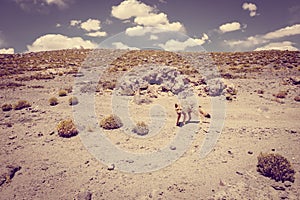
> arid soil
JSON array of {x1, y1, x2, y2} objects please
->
[{"x1": 0, "y1": 49, "x2": 299, "y2": 199}]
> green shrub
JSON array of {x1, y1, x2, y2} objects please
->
[
  {"x1": 257, "y1": 153, "x2": 295, "y2": 182},
  {"x1": 14, "y1": 100, "x2": 31, "y2": 110},
  {"x1": 69, "y1": 97, "x2": 78, "y2": 106},
  {"x1": 132, "y1": 121, "x2": 149, "y2": 136},
  {"x1": 58, "y1": 89, "x2": 67, "y2": 97},
  {"x1": 2, "y1": 103, "x2": 12, "y2": 112},
  {"x1": 49, "y1": 97, "x2": 58, "y2": 106},
  {"x1": 57, "y1": 119, "x2": 78, "y2": 138},
  {"x1": 100, "y1": 114, "x2": 123, "y2": 130}
]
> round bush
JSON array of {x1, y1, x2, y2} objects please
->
[
  {"x1": 100, "y1": 115, "x2": 123, "y2": 130},
  {"x1": 2, "y1": 103, "x2": 12, "y2": 112},
  {"x1": 58, "y1": 89, "x2": 67, "y2": 97},
  {"x1": 132, "y1": 121, "x2": 149, "y2": 136},
  {"x1": 257, "y1": 153, "x2": 295, "y2": 182},
  {"x1": 49, "y1": 97, "x2": 58, "y2": 106},
  {"x1": 69, "y1": 97, "x2": 78, "y2": 106},
  {"x1": 57, "y1": 119, "x2": 78, "y2": 138},
  {"x1": 14, "y1": 100, "x2": 31, "y2": 110}
]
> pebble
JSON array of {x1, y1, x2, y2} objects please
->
[
  {"x1": 76, "y1": 190, "x2": 92, "y2": 200},
  {"x1": 107, "y1": 164, "x2": 115, "y2": 171},
  {"x1": 271, "y1": 184, "x2": 285, "y2": 191},
  {"x1": 8, "y1": 135, "x2": 17, "y2": 140},
  {"x1": 170, "y1": 146, "x2": 176, "y2": 150},
  {"x1": 284, "y1": 181, "x2": 292, "y2": 187},
  {"x1": 248, "y1": 151, "x2": 253, "y2": 155}
]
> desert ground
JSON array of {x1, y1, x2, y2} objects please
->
[{"x1": 0, "y1": 49, "x2": 299, "y2": 199}]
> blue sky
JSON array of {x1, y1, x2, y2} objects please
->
[{"x1": 0, "y1": 0, "x2": 299, "y2": 53}]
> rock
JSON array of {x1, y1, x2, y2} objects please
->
[
  {"x1": 271, "y1": 184, "x2": 285, "y2": 191},
  {"x1": 76, "y1": 190, "x2": 92, "y2": 200},
  {"x1": 290, "y1": 129, "x2": 297, "y2": 134},
  {"x1": 290, "y1": 76, "x2": 300, "y2": 85},
  {"x1": 107, "y1": 164, "x2": 115, "y2": 171},
  {"x1": 284, "y1": 181, "x2": 292, "y2": 187},
  {"x1": 8, "y1": 135, "x2": 17, "y2": 140},
  {"x1": 170, "y1": 146, "x2": 176, "y2": 150},
  {"x1": 0, "y1": 165, "x2": 21, "y2": 186},
  {"x1": 236, "y1": 171, "x2": 243, "y2": 175},
  {"x1": 294, "y1": 96, "x2": 300, "y2": 102},
  {"x1": 248, "y1": 151, "x2": 253, "y2": 155}
]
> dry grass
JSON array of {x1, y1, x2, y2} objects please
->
[
  {"x1": 132, "y1": 121, "x2": 149, "y2": 136},
  {"x1": 57, "y1": 119, "x2": 78, "y2": 138},
  {"x1": 99, "y1": 115, "x2": 123, "y2": 130},
  {"x1": 49, "y1": 97, "x2": 58, "y2": 106},
  {"x1": 1, "y1": 103, "x2": 12, "y2": 112},
  {"x1": 13, "y1": 100, "x2": 31, "y2": 110},
  {"x1": 58, "y1": 89, "x2": 67, "y2": 97}
]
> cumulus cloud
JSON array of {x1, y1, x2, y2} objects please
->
[
  {"x1": 0, "y1": 48, "x2": 15, "y2": 54},
  {"x1": 27, "y1": 34, "x2": 97, "y2": 52},
  {"x1": 158, "y1": 33, "x2": 209, "y2": 51},
  {"x1": 224, "y1": 24, "x2": 300, "y2": 50},
  {"x1": 80, "y1": 19, "x2": 101, "y2": 32},
  {"x1": 86, "y1": 31, "x2": 107, "y2": 37},
  {"x1": 112, "y1": 42, "x2": 140, "y2": 50},
  {"x1": 111, "y1": 0, "x2": 153, "y2": 20},
  {"x1": 112, "y1": 0, "x2": 185, "y2": 36},
  {"x1": 219, "y1": 22, "x2": 241, "y2": 33},
  {"x1": 56, "y1": 23, "x2": 61, "y2": 27},
  {"x1": 254, "y1": 41, "x2": 298, "y2": 51},
  {"x1": 45, "y1": 0, "x2": 70, "y2": 9},
  {"x1": 242, "y1": 2, "x2": 258, "y2": 17},
  {"x1": 70, "y1": 20, "x2": 81, "y2": 27}
]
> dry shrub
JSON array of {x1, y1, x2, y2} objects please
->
[
  {"x1": 58, "y1": 89, "x2": 67, "y2": 97},
  {"x1": 274, "y1": 91, "x2": 287, "y2": 98},
  {"x1": 49, "y1": 97, "x2": 58, "y2": 106},
  {"x1": 57, "y1": 119, "x2": 78, "y2": 138},
  {"x1": 2, "y1": 103, "x2": 12, "y2": 111},
  {"x1": 257, "y1": 153, "x2": 295, "y2": 182},
  {"x1": 14, "y1": 100, "x2": 31, "y2": 110},
  {"x1": 132, "y1": 121, "x2": 149, "y2": 136},
  {"x1": 100, "y1": 115, "x2": 123, "y2": 130},
  {"x1": 69, "y1": 97, "x2": 78, "y2": 105}
]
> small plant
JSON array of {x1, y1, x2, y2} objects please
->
[
  {"x1": 132, "y1": 121, "x2": 149, "y2": 136},
  {"x1": 257, "y1": 152, "x2": 295, "y2": 182},
  {"x1": 49, "y1": 97, "x2": 58, "y2": 106},
  {"x1": 2, "y1": 103, "x2": 12, "y2": 112},
  {"x1": 13, "y1": 100, "x2": 31, "y2": 110},
  {"x1": 100, "y1": 114, "x2": 123, "y2": 130},
  {"x1": 58, "y1": 89, "x2": 67, "y2": 97},
  {"x1": 69, "y1": 97, "x2": 78, "y2": 106},
  {"x1": 57, "y1": 119, "x2": 78, "y2": 138}
]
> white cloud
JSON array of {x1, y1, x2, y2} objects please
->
[
  {"x1": 70, "y1": 20, "x2": 81, "y2": 27},
  {"x1": 112, "y1": 42, "x2": 139, "y2": 50},
  {"x1": 45, "y1": 0, "x2": 70, "y2": 9},
  {"x1": 242, "y1": 2, "x2": 258, "y2": 17},
  {"x1": 56, "y1": 23, "x2": 61, "y2": 27},
  {"x1": 219, "y1": 22, "x2": 241, "y2": 33},
  {"x1": 112, "y1": 0, "x2": 185, "y2": 36},
  {"x1": 0, "y1": 48, "x2": 15, "y2": 54},
  {"x1": 149, "y1": 35, "x2": 158, "y2": 40},
  {"x1": 111, "y1": 0, "x2": 153, "y2": 20},
  {"x1": 80, "y1": 19, "x2": 101, "y2": 32},
  {"x1": 15, "y1": 0, "x2": 71, "y2": 11},
  {"x1": 104, "y1": 19, "x2": 113, "y2": 25},
  {"x1": 27, "y1": 34, "x2": 97, "y2": 52},
  {"x1": 263, "y1": 24, "x2": 300, "y2": 40},
  {"x1": 224, "y1": 24, "x2": 300, "y2": 50},
  {"x1": 158, "y1": 33, "x2": 209, "y2": 51},
  {"x1": 254, "y1": 41, "x2": 298, "y2": 51},
  {"x1": 134, "y1": 13, "x2": 168, "y2": 26},
  {"x1": 86, "y1": 31, "x2": 107, "y2": 37}
]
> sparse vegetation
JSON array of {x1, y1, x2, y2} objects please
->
[
  {"x1": 57, "y1": 119, "x2": 78, "y2": 138},
  {"x1": 49, "y1": 97, "x2": 58, "y2": 106},
  {"x1": 58, "y1": 89, "x2": 67, "y2": 97},
  {"x1": 13, "y1": 100, "x2": 31, "y2": 110},
  {"x1": 100, "y1": 114, "x2": 123, "y2": 130},
  {"x1": 69, "y1": 96, "x2": 78, "y2": 106},
  {"x1": 274, "y1": 91, "x2": 287, "y2": 98},
  {"x1": 132, "y1": 121, "x2": 149, "y2": 136},
  {"x1": 257, "y1": 152, "x2": 295, "y2": 182},
  {"x1": 2, "y1": 103, "x2": 12, "y2": 111}
]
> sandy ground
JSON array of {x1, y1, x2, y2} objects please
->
[{"x1": 0, "y1": 49, "x2": 299, "y2": 199}]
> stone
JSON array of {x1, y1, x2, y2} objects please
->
[
  {"x1": 107, "y1": 164, "x2": 115, "y2": 171},
  {"x1": 76, "y1": 191, "x2": 92, "y2": 200}
]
